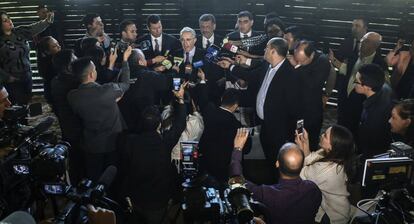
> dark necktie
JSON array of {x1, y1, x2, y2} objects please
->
[
  {"x1": 206, "y1": 40, "x2": 211, "y2": 49},
  {"x1": 185, "y1": 52, "x2": 190, "y2": 64},
  {"x1": 154, "y1": 39, "x2": 160, "y2": 55},
  {"x1": 243, "y1": 34, "x2": 248, "y2": 39}
]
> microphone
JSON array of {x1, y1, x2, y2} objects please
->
[
  {"x1": 174, "y1": 57, "x2": 184, "y2": 66},
  {"x1": 223, "y1": 42, "x2": 240, "y2": 54},
  {"x1": 97, "y1": 165, "x2": 117, "y2": 188},
  {"x1": 90, "y1": 165, "x2": 117, "y2": 200},
  {"x1": 1, "y1": 211, "x2": 36, "y2": 224},
  {"x1": 30, "y1": 116, "x2": 55, "y2": 136}
]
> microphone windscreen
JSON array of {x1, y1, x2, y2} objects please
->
[
  {"x1": 97, "y1": 165, "x2": 117, "y2": 188},
  {"x1": 223, "y1": 43, "x2": 238, "y2": 53},
  {"x1": 1, "y1": 211, "x2": 36, "y2": 224}
]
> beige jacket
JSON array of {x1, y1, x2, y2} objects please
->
[{"x1": 300, "y1": 149, "x2": 352, "y2": 224}]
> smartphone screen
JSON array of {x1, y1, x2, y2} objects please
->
[
  {"x1": 173, "y1": 78, "x2": 181, "y2": 91},
  {"x1": 296, "y1": 119, "x2": 304, "y2": 134}
]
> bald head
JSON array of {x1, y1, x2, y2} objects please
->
[
  {"x1": 277, "y1": 143, "x2": 304, "y2": 177},
  {"x1": 360, "y1": 32, "x2": 382, "y2": 57}
]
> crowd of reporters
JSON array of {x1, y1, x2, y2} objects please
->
[{"x1": 0, "y1": 5, "x2": 414, "y2": 224}]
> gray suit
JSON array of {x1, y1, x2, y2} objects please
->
[{"x1": 68, "y1": 61, "x2": 130, "y2": 154}]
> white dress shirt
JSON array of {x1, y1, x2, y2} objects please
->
[
  {"x1": 240, "y1": 30, "x2": 252, "y2": 39},
  {"x1": 256, "y1": 59, "x2": 285, "y2": 120},
  {"x1": 202, "y1": 35, "x2": 215, "y2": 49},
  {"x1": 184, "y1": 47, "x2": 196, "y2": 64},
  {"x1": 151, "y1": 34, "x2": 163, "y2": 52}
]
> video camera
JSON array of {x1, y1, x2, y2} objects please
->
[
  {"x1": 0, "y1": 115, "x2": 70, "y2": 219},
  {"x1": 179, "y1": 141, "x2": 267, "y2": 223},
  {"x1": 54, "y1": 166, "x2": 119, "y2": 224}
]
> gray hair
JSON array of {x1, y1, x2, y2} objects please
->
[
  {"x1": 199, "y1": 14, "x2": 216, "y2": 24},
  {"x1": 180, "y1": 27, "x2": 196, "y2": 39}
]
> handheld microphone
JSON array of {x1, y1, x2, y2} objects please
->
[
  {"x1": 174, "y1": 57, "x2": 184, "y2": 66},
  {"x1": 223, "y1": 43, "x2": 239, "y2": 54},
  {"x1": 193, "y1": 60, "x2": 204, "y2": 69}
]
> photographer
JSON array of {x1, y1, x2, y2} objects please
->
[
  {"x1": 230, "y1": 128, "x2": 322, "y2": 224},
  {"x1": 119, "y1": 82, "x2": 187, "y2": 224},
  {"x1": 67, "y1": 46, "x2": 132, "y2": 182}
]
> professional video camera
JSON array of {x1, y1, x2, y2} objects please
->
[
  {"x1": 0, "y1": 103, "x2": 43, "y2": 147},
  {"x1": 179, "y1": 141, "x2": 267, "y2": 223},
  {"x1": 0, "y1": 116, "x2": 69, "y2": 219},
  {"x1": 353, "y1": 156, "x2": 414, "y2": 223},
  {"x1": 54, "y1": 166, "x2": 120, "y2": 224}
]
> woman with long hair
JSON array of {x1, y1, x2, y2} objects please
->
[
  {"x1": 295, "y1": 125, "x2": 357, "y2": 224},
  {"x1": 0, "y1": 10, "x2": 53, "y2": 105},
  {"x1": 389, "y1": 99, "x2": 414, "y2": 147}
]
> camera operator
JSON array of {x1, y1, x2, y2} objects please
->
[
  {"x1": 230, "y1": 128, "x2": 322, "y2": 224},
  {"x1": 119, "y1": 82, "x2": 187, "y2": 224}
]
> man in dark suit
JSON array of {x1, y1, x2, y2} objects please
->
[
  {"x1": 335, "y1": 32, "x2": 387, "y2": 137},
  {"x1": 354, "y1": 64, "x2": 393, "y2": 159},
  {"x1": 224, "y1": 11, "x2": 266, "y2": 56},
  {"x1": 329, "y1": 18, "x2": 368, "y2": 66},
  {"x1": 173, "y1": 27, "x2": 225, "y2": 105},
  {"x1": 136, "y1": 14, "x2": 181, "y2": 66},
  {"x1": 218, "y1": 37, "x2": 301, "y2": 176},
  {"x1": 197, "y1": 72, "x2": 242, "y2": 185},
  {"x1": 119, "y1": 84, "x2": 187, "y2": 224},
  {"x1": 292, "y1": 40, "x2": 331, "y2": 150},
  {"x1": 196, "y1": 14, "x2": 222, "y2": 50},
  {"x1": 67, "y1": 47, "x2": 131, "y2": 181}
]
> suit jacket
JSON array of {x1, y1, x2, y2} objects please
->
[
  {"x1": 337, "y1": 52, "x2": 387, "y2": 135},
  {"x1": 173, "y1": 48, "x2": 225, "y2": 104},
  {"x1": 197, "y1": 83, "x2": 242, "y2": 183},
  {"x1": 295, "y1": 52, "x2": 331, "y2": 125},
  {"x1": 336, "y1": 36, "x2": 358, "y2": 62},
  {"x1": 225, "y1": 30, "x2": 266, "y2": 56},
  {"x1": 119, "y1": 103, "x2": 186, "y2": 210},
  {"x1": 358, "y1": 84, "x2": 393, "y2": 158},
  {"x1": 137, "y1": 33, "x2": 181, "y2": 60},
  {"x1": 67, "y1": 62, "x2": 130, "y2": 153},
  {"x1": 195, "y1": 33, "x2": 223, "y2": 50},
  {"x1": 231, "y1": 60, "x2": 301, "y2": 159}
]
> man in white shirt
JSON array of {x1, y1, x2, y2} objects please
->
[
  {"x1": 136, "y1": 14, "x2": 181, "y2": 67},
  {"x1": 217, "y1": 38, "x2": 301, "y2": 178}
]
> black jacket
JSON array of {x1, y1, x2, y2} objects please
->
[
  {"x1": 137, "y1": 33, "x2": 181, "y2": 60},
  {"x1": 50, "y1": 72, "x2": 82, "y2": 143},
  {"x1": 225, "y1": 30, "x2": 266, "y2": 56},
  {"x1": 197, "y1": 83, "x2": 242, "y2": 183},
  {"x1": 337, "y1": 52, "x2": 388, "y2": 135},
  {"x1": 173, "y1": 48, "x2": 225, "y2": 104},
  {"x1": 358, "y1": 84, "x2": 394, "y2": 158},
  {"x1": 120, "y1": 102, "x2": 186, "y2": 209},
  {"x1": 231, "y1": 60, "x2": 301, "y2": 161}
]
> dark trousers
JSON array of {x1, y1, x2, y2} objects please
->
[
  {"x1": 84, "y1": 151, "x2": 118, "y2": 182},
  {"x1": 5, "y1": 78, "x2": 33, "y2": 105}
]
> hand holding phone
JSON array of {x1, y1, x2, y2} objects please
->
[{"x1": 296, "y1": 119, "x2": 304, "y2": 135}]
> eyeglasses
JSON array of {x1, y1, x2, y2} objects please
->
[{"x1": 353, "y1": 80, "x2": 363, "y2": 85}]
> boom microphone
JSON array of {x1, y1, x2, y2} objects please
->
[{"x1": 97, "y1": 165, "x2": 117, "y2": 188}]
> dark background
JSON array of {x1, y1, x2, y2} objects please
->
[{"x1": 1, "y1": 0, "x2": 414, "y2": 93}]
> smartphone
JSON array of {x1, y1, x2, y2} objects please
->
[
  {"x1": 43, "y1": 183, "x2": 67, "y2": 195},
  {"x1": 110, "y1": 41, "x2": 116, "y2": 53},
  {"x1": 173, "y1": 78, "x2": 181, "y2": 91},
  {"x1": 296, "y1": 119, "x2": 304, "y2": 134}
]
